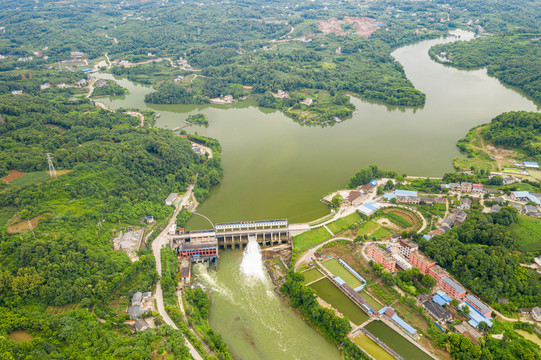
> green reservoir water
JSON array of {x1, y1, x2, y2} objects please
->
[
  {"x1": 309, "y1": 277, "x2": 370, "y2": 325},
  {"x1": 96, "y1": 30, "x2": 539, "y2": 359},
  {"x1": 364, "y1": 321, "x2": 432, "y2": 360},
  {"x1": 97, "y1": 30, "x2": 538, "y2": 228},
  {"x1": 194, "y1": 250, "x2": 340, "y2": 360}
]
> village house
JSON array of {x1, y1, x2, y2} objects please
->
[
  {"x1": 165, "y1": 193, "x2": 178, "y2": 206},
  {"x1": 532, "y1": 307, "x2": 541, "y2": 322},
  {"x1": 300, "y1": 98, "x2": 313, "y2": 106},
  {"x1": 455, "y1": 211, "x2": 468, "y2": 225},
  {"x1": 423, "y1": 300, "x2": 452, "y2": 322},
  {"x1": 75, "y1": 79, "x2": 87, "y2": 87},
  {"x1": 410, "y1": 250, "x2": 436, "y2": 274},
  {"x1": 511, "y1": 191, "x2": 541, "y2": 205},
  {"x1": 490, "y1": 204, "x2": 501, "y2": 213},
  {"x1": 472, "y1": 184, "x2": 483, "y2": 193},
  {"x1": 94, "y1": 79, "x2": 108, "y2": 88},
  {"x1": 40, "y1": 83, "x2": 51, "y2": 90},
  {"x1": 461, "y1": 182, "x2": 473, "y2": 193},
  {"x1": 460, "y1": 198, "x2": 472, "y2": 210}
]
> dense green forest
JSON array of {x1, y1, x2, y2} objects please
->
[
  {"x1": 419, "y1": 209, "x2": 541, "y2": 310},
  {"x1": 92, "y1": 80, "x2": 128, "y2": 97},
  {"x1": 430, "y1": 34, "x2": 541, "y2": 103},
  {"x1": 1, "y1": 0, "x2": 536, "y2": 125},
  {"x1": 482, "y1": 111, "x2": 541, "y2": 156},
  {"x1": 0, "y1": 92, "x2": 222, "y2": 357}
]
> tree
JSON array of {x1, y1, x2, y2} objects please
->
[{"x1": 331, "y1": 194, "x2": 344, "y2": 208}]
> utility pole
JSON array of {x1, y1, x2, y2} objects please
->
[{"x1": 46, "y1": 153, "x2": 57, "y2": 177}]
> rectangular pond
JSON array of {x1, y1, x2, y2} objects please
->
[
  {"x1": 302, "y1": 268, "x2": 324, "y2": 284},
  {"x1": 322, "y1": 259, "x2": 364, "y2": 289},
  {"x1": 309, "y1": 278, "x2": 369, "y2": 325},
  {"x1": 353, "y1": 333, "x2": 395, "y2": 360},
  {"x1": 364, "y1": 321, "x2": 432, "y2": 360},
  {"x1": 359, "y1": 291, "x2": 383, "y2": 311}
]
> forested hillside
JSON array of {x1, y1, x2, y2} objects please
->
[
  {"x1": 4, "y1": 0, "x2": 538, "y2": 125},
  {"x1": 430, "y1": 34, "x2": 541, "y2": 103},
  {"x1": 0, "y1": 94, "x2": 221, "y2": 357}
]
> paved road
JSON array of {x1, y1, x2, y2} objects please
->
[{"x1": 152, "y1": 184, "x2": 203, "y2": 360}]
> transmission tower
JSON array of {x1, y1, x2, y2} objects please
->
[
  {"x1": 46, "y1": 153, "x2": 57, "y2": 177},
  {"x1": 28, "y1": 220, "x2": 36, "y2": 240}
]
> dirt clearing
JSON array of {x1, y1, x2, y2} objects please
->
[
  {"x1": 318, "y1": 17, "x2": 382, "y2": 38},
  {"x1": 1, "y1": 170, "x2": 28, "y2": 183}
]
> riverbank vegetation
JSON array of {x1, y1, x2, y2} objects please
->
[
  {"x1": 92, "y1": 79, "x2": 127, "y2": 97},
  {"x1": 280, "y1": 271, "x2": 370, "y2": 360},
  {"x1": 453, "y1": 111, "x2": 541, "y2": 176},
  {"x1": 430, "y1": 34, "x2": 541, "y2": 104}
]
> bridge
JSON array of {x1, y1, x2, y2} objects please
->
[{"x1": 170, "y1": 219, "x2": 291, "y2": 263}]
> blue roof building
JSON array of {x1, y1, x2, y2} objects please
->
[
  {"x1": 523, "y1": 161, "x2": 539, "y2": 168},
  {"x1": 370, "y1": 180, "x2": 378, "y2": 187},
  {"x1": 433, "y1": 291, "x2": 452, "y2": 306}
]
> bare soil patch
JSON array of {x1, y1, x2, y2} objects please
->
[
  {"x1": 1, "y1": 170, "x2": 28, "y2": 183},
  {"x1": 318, "y1": 17, "x2": 381, "y2": 38},
  {"x1": 7, "y1": 213, "x2": 50, "y2": 234}
]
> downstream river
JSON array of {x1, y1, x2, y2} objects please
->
[{"x1": 97, "y1": 30, "x2": 538, "y2": 359}]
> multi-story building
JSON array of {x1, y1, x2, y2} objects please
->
[
  {"x1": 465, "y1": 294, "x2": 492, "y2": 317},
  {"x1": 441, "y1": 276, "x2": 466, "y2": 299},
  {"x1": 367, "y1": 244, "x2": 396, "y2": 273},
  {"x1": 409, "y1": 250, "x2": 436, "y2": 274},
  {"x1": 399, "y1": 239, "x2": 418, "y2": 259},
  {"x1": 428, "y1": 265, "x2": 449, "y2": 286}
]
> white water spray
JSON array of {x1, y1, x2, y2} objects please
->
[{"x1": 240, "y1": 235, "x2": 266, "y2": 281}]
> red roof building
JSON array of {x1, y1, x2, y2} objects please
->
[
  {"x1": 367, "y1": 244, "x2": 396, "y2": 273},
  {"x1": 428, "y1": 265, "x2": 449, "y2": 286},
  {"x1": 409, "y1": 250, "x2": 436, "y2": 274}
]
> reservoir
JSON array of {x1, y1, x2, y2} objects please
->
[
  {"x1": 96, "y1": 30, "x2": 539, "y2": 359},
  {"x1": 97, "y1": 30, "x2": 538, "y2": 228}
]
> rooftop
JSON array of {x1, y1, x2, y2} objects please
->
[
  {"x1": 395, "y1": 189, "x2": 418, "y2": 197},
  {"x1": 423, "y1": 300, "x2": 451, "y2": 320},
  {"x1": 465, "y1": 294, "x2": 492, "y2": 315},
  {"x1": 442, "y1": 276, "x2": 466, "y2": 294}
]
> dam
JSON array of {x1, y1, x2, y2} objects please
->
[{"x1": 170, "y1": 219, "x2": 291, "y2": 265}]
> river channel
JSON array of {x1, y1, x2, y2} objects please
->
[{"x1": 97, "y1": 30, "x2": 539, "y2": 359}]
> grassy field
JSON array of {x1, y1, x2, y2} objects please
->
[
  {"x1": 510, "y1": 216, "x2": 541, "y2": 252},
  {"x1": 327, "y1": 212, "x2": 362, "y2": 234},
  {"x1": 371, "y1": 227, "x2": 393, "y2": 240},
  {"x1": 293, "y1": 226, "x2": 332, "y2": 252},
  {"x1": 356, "y1": 221, "x2": 380, "y2": 236},
  {"x1": 46, "y1": 303, "x2": 80, "y2": 315},
  {"x1": 301, "y1": 268, "x2": 324, "y2": 284},
  {"x1": 0, "y1": 207, "x2": 16, "y2": 231},
  {"x1": 10, "y1": 171, "x2": 51, "y2": 187}
]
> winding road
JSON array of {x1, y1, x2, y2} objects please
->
[{"x1": 151, "y1": 184, "x2": 203, "y2": 360}]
